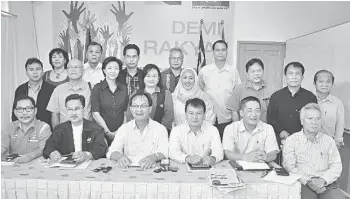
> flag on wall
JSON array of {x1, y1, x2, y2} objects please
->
[
  {"x1": 84, "y1": 28, "x2": 92, "y2": 63},
  {"x1": 196, "y1": 23, "x2": 206, "y2": 73}
]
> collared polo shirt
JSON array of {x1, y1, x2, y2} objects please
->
[
  {"x1": 283, "y1": 130, "x2": 342, "y2": 185},
  {"x1": 106, "y1": 119, "x2": 169, "y2": 160},
  {"x1": 317, "y1": 94, "x2": 345, "y2": 143},
  {"x1": 46, "y1": 81, "x2": 92, "y2": 123},
  {"x1": 169, "y1": 121, "x2": 223, "y2": 163},
  {"x1": 83, "y1": 62, "x2": 104, "y2": 89},
  {"x1": 1, "y1": 120, "x2": 51, "y2": 159},
  {"x1": 198, "y1": 63, "x2": 241, "y2": 124},
  {"x1": 161, "y1": 68, "x2": 182, "y2": 93},
  {"x1": 267, "y1": 87, "x2": 317, "y2": 138},
  {"x1": 91, "y1": 80, "x2": 129, "y2": 132},
  {"x1": 226, "y1": 81, "x2": 272, "y2": 122},
  {"x1": 223, "y1": 120, "x2": 279, "y2": 154},
  {"x1": 28, "y1": 80, "x2": 43, "y2": 103}
]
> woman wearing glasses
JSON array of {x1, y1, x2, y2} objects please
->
[
  {"x1": 43, "y1": 48, "x2": 69, "y2": 87},
  {"x1": 126, "y1": 64, "x2": 174, "y2": 133},
  {"x1": 91, "y1": 57, "x2": 129, "y2": 145}
]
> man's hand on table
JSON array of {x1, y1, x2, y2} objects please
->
[
  {"x1": 139, "y1": 154, "x2": 157, "y2": 169},
  {"x1": 202, "y1": 156, "x2": 216, "y2": 165},
  {"x1": 243, "y1": 151, "x2": 264, "y2": 162},
  {"x1": 49, "y1": 150, "x2": 62, "y2": 162},
  {"x1": 185, "y1": 155, "x2": 203, "y2": 165},
  {"x1": 255, "y1": 150, "x2": 267, "y2": 162},
  {"x1": 13, "y1": 155, "x2": 31, "y2": 164},
  {"x1": 117, "y1": 155, "x2": 132, "y2": 168},
  {"x1": 72, "y1": 151, "x2": 91, "y2": 163}
]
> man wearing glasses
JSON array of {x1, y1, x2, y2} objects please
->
[
  {"x1": 47, "y1": 59, "x2": 92, "y2": 128},
  {"x1": 107, "y1": 92, "x2": 169, "y2": 169},
  {"x1": 2, "y1": 96, "x2": 52, "y2": 163},
  {"x1": 160, "y1": 47, "x2": 184, "y2": 93},
  {"x1": 43, "y1": 94, "x2": 107, "y2": 163}
]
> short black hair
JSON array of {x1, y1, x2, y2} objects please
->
[
  {"x1": 313, "y1": 69, "x2": 335, "y2": 84},
  {"x1": 49, "y1": 48, "x2": 69, "y2": 69},
  {"x1": 101, "y1": 56, "x2": 123, "y2": 77},
  {"x1": 240, "y1": 96, "x2": 261, "y2": 110},
  {"x1": 212, "y1": 40, "x2": 228, "y2": 51},
  {"x1": 185, "y1": 98, "x2": 206, "y2": 113},
  {"x1": 88, "y1": 41, "x2": 103, "y2": 53},
  {"x1": 65, "y1": 94, "x2": 85, "y2": 107},
  {"x1": 284, "y1": 62, "x2": 305, "y2": 76},
  {"x1": 13, "y1": 95, "x2": 36, "y2": 109},
  {"x1": 140, "y1": 64, "x2": 163, "y2": 89},
  {"x1": 123, "y1": 44, "x2": 140, "y2": 56},
  {"x1": 25, "y1": 58, "x2": 43, "y2": 71},
  {"x1": 245, "y1": 58, "x2": 264, "y2": 72},
  {"x1": 129, "y1": 91, "x2": 153, "y2": 107}
]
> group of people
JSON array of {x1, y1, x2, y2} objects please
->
[{"x1": 1, "y1": 39, "x2": 345, "y2": 198}]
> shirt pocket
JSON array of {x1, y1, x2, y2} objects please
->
[
  {"x1": 27, "y1": 138, "x2": 40, "y2": 152},
  {"x1": 322, "y1": 110, "x2": 337, "y2": 128}
]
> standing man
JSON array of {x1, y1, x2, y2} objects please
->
[
  {"x1": 198, "y1": 40, "x2": 241, "y2": 139},
  {"x1": 12, "y1": 58, "x2": 55, "y2": 128},
  {"x1": 314, "y1": 70, "x2": 345, "y2": 148},
  {"x1": 161, "y1": 47, "x2": 184, "y2": 93},
  {"x1": 267, "y1": 62, "x2": 317, "y2": 147},
  {"x1": 83, "y1": 42, "x2": 104, "y2": 89},
  {"x1": 119, "y1": 44, "x2": 143, "y2": 96},
  {"x1": 226, "y1": 58, "x2": 272, "y2": 122},
  {"x1": 47, "y1": 59, "x2": 92, "y2": 128}
]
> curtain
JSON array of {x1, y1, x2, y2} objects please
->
[{"x1": 1, "y1": 14, "x2": 19, "y2": 130}]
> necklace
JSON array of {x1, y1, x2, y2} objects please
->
[{"x1": 54, "y1": 69, "x2": 65, "y2": 79}]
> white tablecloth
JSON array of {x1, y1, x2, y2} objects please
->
[{"x1": 1, "y1": 158, "x2": 301, "y2": 199}]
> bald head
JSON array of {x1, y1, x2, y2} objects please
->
[{"x1": 67, "y1": 59, "x2": 84, "y2": 80}]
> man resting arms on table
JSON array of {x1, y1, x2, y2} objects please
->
[
  {"x1": 223, "y1": 96, "x2": 279, "y2": 162},
  {"x1": 106, "y1": 92, "x2": 169, "y2": 169}
]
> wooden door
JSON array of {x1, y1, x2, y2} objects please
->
[{"x1": 237, "y1": 42, "x2": 286, "y2": 95}]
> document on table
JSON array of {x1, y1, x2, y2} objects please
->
[
  {"x1": 236, "y1": 160, "x2": 270, "y2": 170},
  {"x1": 1, "y1": 161, "x2": 15, "y2": 166},
  {"x1": 263, "y1": 170, "x2": 301, "y2": 185},
  {"x1": 128, "y1": 156, "x2": 143, "y2": 167}
]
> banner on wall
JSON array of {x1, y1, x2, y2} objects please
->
[{"x1": 53, "y1": 1, "x2": 234, "y2": 70}]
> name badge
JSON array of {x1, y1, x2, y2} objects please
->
[
  {"x1": 29, "y1": 136, "x2": 39, "y2": 142},
  {"x1": 11, "y1": 135, "x2": 19, "y2": 139}
]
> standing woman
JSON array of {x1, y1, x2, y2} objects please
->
[
  {"x1": 172, "y1": 68, "x2": 216, "y2": 126},
  {"x1": 44, "y1": 48, "x2": 69, "y2": 87},
  {"x1": 126, "y1": 64, "x2": 174, "y2": 132},
  {"x1": 91, "y1": 57, "x2": 128, "y2": 145}
]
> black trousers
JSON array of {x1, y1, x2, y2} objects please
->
[{"x1": 214, "y1": 120, "x2": 232, "y2": 141}]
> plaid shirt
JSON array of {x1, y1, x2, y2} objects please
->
[{"x1": 119, "y1": 68, "x2": 143, "y2": 96}]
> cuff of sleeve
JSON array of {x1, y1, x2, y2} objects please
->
[
  {"x1": 181, "y1": 154, "x2": 189, "y2": 163},
  {"x1": 320, "y1": 175, "x2": 333, "y2": 186},
  {"x1": 300, "y1": 177, "x2": 311, "y2": 185},
  {"x1": 106, "y1": 150, "x2": 112, "y2": 159}
]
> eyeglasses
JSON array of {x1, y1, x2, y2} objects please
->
[
  {"x1": 15, "y1": 107, "x2": 34, "y2": 113},
  {"x1": 170, "y1": 57, "x2": 183, "y2": 61},
  {"x1": 130, "y1": 104, "x2": 150, "y2": 109},
  {"x1": 67, "y1": 107, "x2": 83, "y2": 112},
  {"x1": 67, "y1": 66, "x2": 83, "y2": 70}
]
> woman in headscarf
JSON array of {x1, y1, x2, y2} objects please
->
[{"x1": 172, "y1": 68, "x2": 216, "y2": 126}]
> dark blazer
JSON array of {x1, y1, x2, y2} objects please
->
[
  {"x1": 43, "y1": 119, "x2": 107, "y2": 160},
  {"x1": 12, "y1": 81, "x2": 55, "y2": 128}
]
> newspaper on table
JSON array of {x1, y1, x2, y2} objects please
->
[{"x1": 208, "y1": 168, "x2": 246, "y2": 194}]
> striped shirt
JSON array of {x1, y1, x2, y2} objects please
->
[{"x1": 282, "y1": 130, "x2": 342, "y2": 185}]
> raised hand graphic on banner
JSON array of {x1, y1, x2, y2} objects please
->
[
  {"x1": 121, "y1": 23, "x2": 133, "y2": 36},
  {"x1": 75, "y1": 38, "x2": 84, "y2": 61},
  {"x1": 90, "y1": 24, "x2": 100, "y2": 41},
  {"x1": 100, "y1": 25, "x2": 114, "y2": 61},
  {"x1": 110, "y1": 2, "x2": 134, "y2": 32},
  {"x1": 78, "y1": 10, "x2": 97, "y2": 31},
  {"x1": 59, "y1": 28, "x2": 71, "y2": 53},
  {"x1": 62, "y1": 1, "x2": 86, "y2": 33},
  {"x1": 120, "y1": 36, "x2": 130, "y2": 48}
]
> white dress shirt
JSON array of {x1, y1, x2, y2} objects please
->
[
  {"x1": 222, "y1": 120, "x2": 279, "y2": 154},
  {"x1": 83, "y1": 62, "x2": 104, "y2": 89},
  {"x1": 106, "y1": 119, "x2": 169, "y2": 160},
  {"x1": 72, "y1": 124, "x2": 83, "y2": 152},
  {"x1": 283, "y1": 130, "x2": 342, "y2": 185},
  {"x1": 169, "y1": 121, "x2": 223, "y2": 163}
]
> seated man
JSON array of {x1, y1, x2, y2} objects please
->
[
  {"x1": 169, "y1": 98, "x2": 223, "y2": 165},
  {"x1": 283, "y1": 103, "x2": 342, "y2": 199},
  {"x1": 223, "y1": 96, "x2": 279, "y2": 162},
  {"x1": 2, "y1": 96, "x2": 51, "y2": 163},
  {"x1": 106, "y1": 92, "x2": 168, "y2": 169},
  {"x1": 43, "y1": 94, "x2": 107, "y2": 163}
]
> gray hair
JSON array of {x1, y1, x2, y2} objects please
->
[
  {"x1": 300, "y1": 103, "x2": 321, "y2": 125},
  {"x1": 169, "y1": 47, "x2": 184, "y2": 58}
]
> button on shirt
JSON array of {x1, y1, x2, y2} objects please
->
[
  {"x1": 198, "y1": 63, "x2": 241, "y2": 124},
  {"x1": 46, "y1": 81, "x2": 92, "y2": 123},
  {"x1": 83, "y1": 63, "x2": 104, "y2": 89},
  {"x1": 169, "y1": 121, "x2": 223, "y2": 163},
  {"x1": 161, "y1": 68, "x2": 182, "y2": 93},
  {"x1": 72, "y1": 124, "x2": 83, "y2": 152},
  {"x1": 91, "y1": 80, "x2": 129, "y2": 132},
  {"x1": 283, "y1": 130, "x2": 342, "y2": 185},
  {"x1": 317, "y1": 94, "x2": 345, "y2": 144},
  {"x1": 28, "y1": 81, "x2": 43, "y2": 103},
  {"x1": 226, "y1": 81, "x2": 272, "y2": 122},
  {"x1": 1, "y1": 120, "x2": 51, "y2": 159},
  {"x1": 267, "y1": 87, "x2": 317, "y2": 140},
  {"x1": 222, "y1": 120, "x2": 279, "y2": 154},
  {"x1": 106, "y1": 119, "x2": 169, "y2": 159}
]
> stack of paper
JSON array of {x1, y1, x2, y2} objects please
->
[
  {"x1": 236, "y1": 160, "x2": 270, "y2": 170},
  {"x1": 49, "y1": 157, "x2": 91, "y2": 169},
  {"x1": 208, "y1": 169, "x2": 246, "y2": 194},
  {"x1": 262, "y1": 170, "x2": 301, "y2": 185}
]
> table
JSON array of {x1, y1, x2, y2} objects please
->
[{"x1": 1, "y1": 158, "x2": 301, "y2": 199}]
